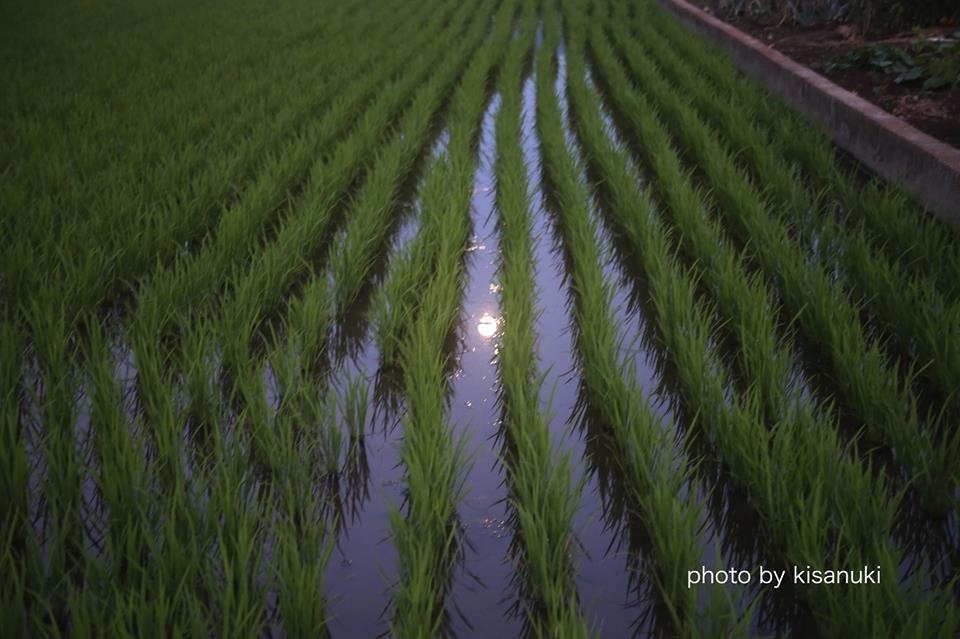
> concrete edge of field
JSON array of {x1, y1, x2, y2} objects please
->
[{"x1": 654, "y1": 0, "x2": 960, "y2": 227}]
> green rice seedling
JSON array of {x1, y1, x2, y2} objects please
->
[
  {"x1": 588, "y1": 14, "x2": 956, "y2": 512},
  {"x1": 284, "y1": 270, "x2": 334, "y2": 375},
  {"x1": 611, "y1": 1, "x2": 960, "y2": 416},
  {"x1": 373, "y1": 0, "x2": 534, "y2": 368},
  {"x1": 489, "y1": 1, "x2": 589, "y2": 634},
  {"x1": 387, "y1": 3, "x2": 528, "y2": 635},
  {"x1": 373, "y1": 154, "x2": 475, "y2": 368},
  {"x1": 579, "y1": 10, "x2": 956, "y2": 633},
  {"x1": 375, "y1": 2, "x2": 523, "y2": 364},
  {"x1": 570, "y1": 4, "x2": 791, "y2": 426},
  {"x1": 317, "y1": 388, "x2": 343, "y2": 480},
  {"x1": 21, "y1": 294, "x2": 90, "y2": 627},
  {"x1": 389, "y1": 262, "x2": 474, "y2": 638},
  {"x1": 179, "y1": 317, "x2": 225, "y2": 455},
  {"x1": 31, "y1": 1, "x2": 385, "y2": 189},
  {"x1": 569, "y1": 43, "x2": 945, "y2": 634},
  {"x1": 118, "y1": 0, "x2": 481, "y2": 431},
  {"x1": 621, "y1": 8, "x2": 811, "y2": 218},
  {"x1": 265, "y1": 341, "x2": 304, "y2": 424},
  {"x1": 629, "y1": 0, "x2": 960, "y2": 301},
  {"x1": 84, "y1": 323, "x2": 150, "y2": 582},
  {"x1": 134, "y1": 0, "x2": 476, "y2": 335},
  {"x1": 343, "y1": 374, "x2": 369, "y2": 442},
  {"x1": 273, "y1": 280, "x2": 352, "y2": 494},
  {"x1": 274, "y1": 462, "x2": 335, "y2": 636},
  {"x1": 79, "y1": 327, "x2": 213, "y2": 635},
  {"x1": 823, "y1": 182, "x2": 960, "y2": 303},
  {"x1": 124, "y1": 312, "x2": 183, "y2": 493},
  {"x1": 373, "y1": 204, "x2": 442, "y2": 368},
  {"x1": 386, "y1": 164, "x2": 483, "y2": 634},
  {"x1": 329, "y1": 4, "x2": 504, "y2": 321},
  {"x1": 372, "y1": 154, "x2": 477, "y2": 375},
  {"x1": 3, "y1": 0, "x2": 363, "y2": 187},
  {"x1": 838, "y1": 232, "x2": 960, "y2": 411},
  {"x1": 0, "y1": 321, "x2": 27, "y2": 539},
  {"x1": 5, "y1": 1, "x2": 466, "y2": 472},
  {"x1": 219, "y1": 20, "x2": 493, "y2": 370},
  {"x1": 225, "y1": 291, "x2": 342, "y2": 635},
  {"x1": 644, "y1": 227, "x2": 952, "y2": 637},
  {"x1": 61, "y1": 10, "x2": 501, "y2": 622},
  {"x1": 204, "y1": 449, "x2": 270, "y2": 638},
  {"x1": 4, "y1": 0, "x2": 427, "y2": 322},
  {"x1": 10, "y1": 0, "x2": 959, "y2": 632},
  {"x1": 81, "y1": 324, "x2": 196, "y2": 636},
  {"x1": 0, "y1": 321, "x2": 35, "y2": 632},
  {"x1": 173, "y1": 3, "x2": 512, "y2": 636},
  {"x1": 184, "y1": 331, "x2": 279, "y2": 636},
  {"x1": 536, "y1": 3, "x2": 742, "y2": 634},
  {"x1": 203, "y1": 0, "x2": 486, "y2": 330}
]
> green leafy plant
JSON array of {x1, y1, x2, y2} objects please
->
[
  {"x1": 717, "y1": 0, "x2": 848, "y2": 26},
  {"x1": 847, "y1": 0, "x2": 960, "y2": 32},
  {"x1": 826, "y1": 36, "x2": 960, "y2": 89},
  {"x1": 5, "y1": 0, "x2": 960, "y2": 634}
]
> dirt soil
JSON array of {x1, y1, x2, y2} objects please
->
[{"x1": 694, "y1": 1, "x2": 960, "y2": 149}]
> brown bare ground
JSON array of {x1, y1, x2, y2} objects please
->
[{"x1": 696, "y1": 1, "x2": 960, "y2": 148}]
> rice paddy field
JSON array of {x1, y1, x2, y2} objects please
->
[{"x1": 2, "y1": 0, "x2": 960, "y2": 635}]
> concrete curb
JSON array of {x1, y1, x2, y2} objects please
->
[{"x1": 654, "y1": 0, "x2": 960, "y2": 226}]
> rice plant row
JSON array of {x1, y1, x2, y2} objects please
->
[
  {"x1": 565, "y1": 6, "x2": 956, "y2": 634},
  {"x1": 2, "y1": 0, "x2": 421, "y2": 318},
  {"x1": 130, "y1": 0, "x2": 480, "y2": 351},
  {"x1": 2, "y1": 0, "x2": 958, "y2": 635},
  {"x1": 608, "y1": 0, "x2": 960, "y2": 418},
  {"x1": 624, "y1": 0, "x2": 960, "y2": 301},
  {"x1": 9, "y1": 8, "x2": 485, "y2": 612},
  {"x1": 588, "y1": 4, "x2": 956, "y2": 514},
  {"x1": 491, "y1": 1, "x2": 588, "y2": 634},
  {"x1": 536, "y1": 1, "x2": 745, "y2": 634},
  {"x1": 383, "y1": 0, "x2": 523, "y2": 634}
]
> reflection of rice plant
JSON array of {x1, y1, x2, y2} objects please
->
[
  {"x1": 539, "y1": 3, "x2": 742, "y2": 632},
  {"x1": 581, "y1": 1, "x2": 958, "y2": 633},
  {"x1": 386, "y1": 2, "x2": 522, "y2": 634},
  {"x1": 5, "y1": 0, "x2": 959, "y2": 633},
  {"x1": 317, "y1": 389, "x2": 343, "y2": 479},
  {"x1": 491, "y1": 2, "x2": 587, "y2": 633},
  {"x1": 343, "y1": 375, "x2": 368, "y2": 441}
]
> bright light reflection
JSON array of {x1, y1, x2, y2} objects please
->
[{"x1": 477, "y1": 313, "x2": 498, "y2": 339}]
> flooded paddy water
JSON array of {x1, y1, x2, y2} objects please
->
[{"x1": 5, "y1": 0, "x2": 960, "y2": 636}]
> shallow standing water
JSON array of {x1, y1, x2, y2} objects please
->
[
  {"x1": 444, "y1": 92, "x2": 521, "y2": 637},
  {"x1": 11, "y1": 2, "x2": 960, "y2": 635},
  {"x1": 323, "y1": 338, "x2": 400, "y2": 637}
]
